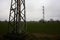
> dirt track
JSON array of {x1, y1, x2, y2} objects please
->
[
  {"x1": 31, "y1": 33, "x2": 60, "y2": 40},
  {"x1": 0, "y1": 33, "x2": 60, "y2": 40}
]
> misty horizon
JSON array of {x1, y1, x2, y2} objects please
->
[{"x1": 0, "y1": 0, "x2": 60, "y2": 21}]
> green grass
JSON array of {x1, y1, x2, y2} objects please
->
[
  {"x1": 0, "y1": 22, "x2": 8, "y2": 34},
  {"x1": 0, "y1": 22, "x2": 60, "y2": 35},
  {"x1": 27, "y1": 22, "x2": 60, "y2": 34}
]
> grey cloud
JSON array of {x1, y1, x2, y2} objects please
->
[{"x1": 0, "y1": 0, "x2": 60, "y2": 21}]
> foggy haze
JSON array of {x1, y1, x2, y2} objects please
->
[{"x1": 0, "y1": 0, "x2": 60, "y2": 21}]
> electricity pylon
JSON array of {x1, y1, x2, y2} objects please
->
[
  {"x1": 42, "y1": 6, "x2": 45, "y2": 22},
  {"x1": 8, "y1": 0, "x2": 26, "y2": 34}
]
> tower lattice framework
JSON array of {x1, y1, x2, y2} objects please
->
[
  {"x1": 42, "y1": 6, "x2": 45, "y2": 22},
  {"x1": 8, "y1": 0, "x2": 26, "y2": 34}
]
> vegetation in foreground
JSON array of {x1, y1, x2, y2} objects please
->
[
  {"x1": 0, "y1": 21, "x2": 60, "y2": 40},
  {"x1": 0, "y1": 21, "x2": 60, "y2": 35}
]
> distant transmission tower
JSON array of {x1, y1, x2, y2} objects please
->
[
  {"x1": 42, "y1": 6, "x2": 45, "y2": 22},
  {"x1": 8, "y1": 0, "x2": 26, "y2": 34}
]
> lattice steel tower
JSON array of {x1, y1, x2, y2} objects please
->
[
  {"x1": 42, "y1": 6, "x2": 45, "y2": 22},
  {"x1": 8, "y1": 0, "x2": 26, "y2": 34}
]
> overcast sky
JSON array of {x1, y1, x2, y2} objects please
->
[{"x1": 0, "y1": 0, "x2": 60, "y2": 21}]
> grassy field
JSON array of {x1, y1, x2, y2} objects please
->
[
  {"x1": 0, "y1": 22, "x2": 8, "y2": 34},
  {"x1": 0, "y1": 22, "x2": 60, "y2": 35},
  {"x1": 27, "y1": 22, "x2": 60, "y2": 34}
]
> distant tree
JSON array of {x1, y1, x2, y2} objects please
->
[
  {"x1": 49, "y1": 19, "x2": 54, "y2": 22},
  {"x1": 39, "y1": 19, "x2": 44, "y2": 23},
  {"x1": 55, "y1": 20, "x2": 60, "y2": 23},
  {"x1": 4, "y1": 20, "x2": 7, "y2": 22},
  {"x1": 0, "y1": 21, "x2": 1, "y2": 22}
]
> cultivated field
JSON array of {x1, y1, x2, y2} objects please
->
[
  {"x1": 27, "y1": 22, "x2": 60, "y2": 34},
  {"x1": 0, "y1": 21, "x2": 60, "y2": 40}
]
